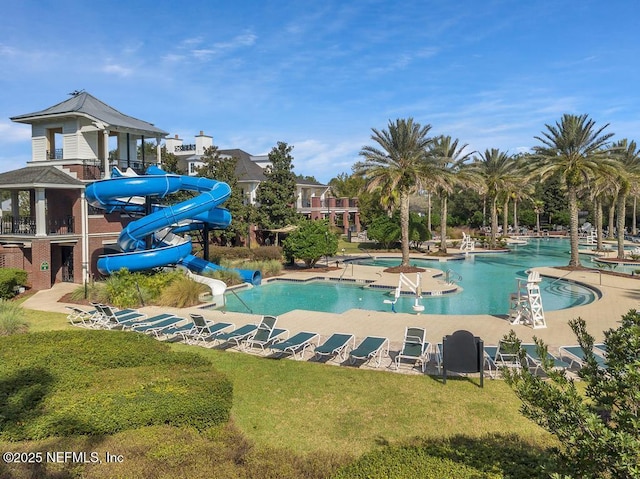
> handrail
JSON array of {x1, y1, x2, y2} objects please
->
[
  {"x1": 550, "y1": 267, "x2": 603, "y2": 286},
  {"x1": 359, "y1": 247, "x2": 375, "y2": 259},
  {"x1": 229, "y1": 288, "x2": 253, "y2": 314},
  {"x1": 338, "y1": 262, "x2": 352, "y2": 281},
  {"x1": 445, "y1": 269, "x2": 462, "y2": 285}
]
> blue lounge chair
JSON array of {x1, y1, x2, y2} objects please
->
[
  {"x1": 483, "y1": 340, "x2": 522, "y2": 377},
  {"x1": 243, "y1": 316, "x2": 289, "y2": 353},
  {"x1": 394, "y1": 327, "x2": 430, "y2": 372},
  {"x1": 185, "y1": 314, "x2": 235, "y2": 345},
  {"x1": 97, "y1": 304, "x2": 148, "y2": 329},
  {"x1": 521, "y1": 343, "x2": 569, "y2": 374},
  {"x1": 313, "y1": 333, "x2": 355, "y2": 362},
  {"x1": 131, "y1": 314, "x2": 183, "y2": 334},
  {"x1": 593, "y1": 343, "x2": 607, "y2": 356},
  {"x1": 211, "y1": 324, "x2": 259, "y2": 348},
  {"x1": 269, "y1": 331, "x2": 319, "y2": 360},
  {"x1": 349, "y1": 336, "x2": 389, "y2": 368},
  {"x1": 559, "y1": 345, "x2": 607, "y2": 370},
  {"x1": 65, "y1": 305, "x2": 99, "y2": 328}
]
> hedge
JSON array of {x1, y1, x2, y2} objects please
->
[
  {"x1": 0, "y1": 268, "x2": 28, "y2": 299},
  {"x1": 0, "y1": 330, "x2": 233, "y2": 440}
]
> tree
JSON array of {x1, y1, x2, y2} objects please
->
[
  {"x1": 466, "y1": 149, "x2": 517, "y2": 248},
  {"x1": 612, "y1": 139, "x2": 640, "y2": 258},
  {"x1": 504, "y1": 310, "x2": 640, "y2": 478},
  {"x1": 197, "y1": 146, "x2": 253, "y2": 245},
  {"x1": 160, "y1": 147, "x2": 184, "y2": 175},
  {"x1": 533, "y1": 200, "x2": 544, "y2": 236},
  {"x1": 255, "y1": 142, "x2": 301, "y2": 229},
  {"x1": 282, "y1": 220, "x2": 338, "y2": 268},
  {"x1": 532, "y1": 114, "x2": 617, "y2": 267},
  {"x1": 409, "y1": 211, "x2": 430, "y2": 249},
  {"x1": 354, "y1": 118, "x2": 433, "y2": 266},
  {"x1": 366, "y1": 213, "x2": 401, "y2": 250},
  {"x1": 328, "y1": 172, "x2": 365, "y2": 198},
  {"x1": 425, "y1": 135, "x2": 475, "y2": 254}
]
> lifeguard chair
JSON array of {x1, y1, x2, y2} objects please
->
[{"x1": 509, "y1": 270, "x2": 546, "y2": 329}]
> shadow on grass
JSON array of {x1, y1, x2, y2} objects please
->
[
  {"x1": 334, "y1": 433, "x2": 560, "y2": 479},
  {"x1": 0, "y1": 367, "x2": 55, "y2": 437},
  {"x1": 0, "y1": 367, "x2": 109, "y2": 479}
]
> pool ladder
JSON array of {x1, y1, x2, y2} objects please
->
[
  {"x1": 229, "y1": 289, "x2": 253, "y2": 314},
  {"x1": 445, "y1": 269, "x2": 462, "y2": 285}
]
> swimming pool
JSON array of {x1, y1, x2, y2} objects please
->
[{"x1": 220, "y1": 239, "x2": 598, "y2": 316}]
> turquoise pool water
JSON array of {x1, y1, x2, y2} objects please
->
[{"x1": 221, "y1": 239, "x2": 598, "y2": 316}]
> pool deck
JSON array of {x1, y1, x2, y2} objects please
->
[{"x1": 24, "y1": 248, "x2": 640, "y2": 373}]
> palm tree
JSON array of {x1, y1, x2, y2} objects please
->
[
  {"x1": 533, "y1": 200, "x2": 544, "y2": 236},
  {"x1": 425, "y1": 135, "x2": 475, "y2": 254},
  {"x1": 466, "y1": 149, "x2": 517, "y2": 248},
  {"x1": 355, "y1": 118, "x2": 433, "y2": 266},
  {"x1": 612, "y1": 139, "x2": 640, "y2": 258},
  {"x1": 532, "y1": 114, "x2": 617, "y2": 267}
]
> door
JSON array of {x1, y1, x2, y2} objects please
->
[{"x1": 61, "y1": 246, "x2": 74, "y2": 282}]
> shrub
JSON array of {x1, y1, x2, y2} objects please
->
[
  {"x1": 251, "y1": 246, "x2": 283, "y2": 261},
  {"x1": 332, "y1": 434, "x2": 555, "y2": 479},
  {"x1": 203, "y1": 268, "x2": 242, "y2": 286},
  {"x1": 283, "y1": 219, "x2": 338, "y2": 267},
  {"x1": 158, "y1": 277, "x2": 207, "y2": 308},
  {"x1": 209, "y1": 246, "x2": 252, "y2": 263},
  {"x1": 70, "y1": 280, "x2": 109, "y2": 304},
  {"x1": 104, "y1": 269, "x2": 183, "y2": 308},
  {"x1": 0, "y1": 300, "x2": 28, "y2": 335},
  {"x1": 0, "y1": 268, "x2": 28, "y2": 300},
  {"x1": 504, "y1": 311, "x2": 640, "y2": 479},
  {"x1": 239, "y1": 259, "x2": 283, "y2": 277},
  {"x1": 0, "y1": 330, "x2": 233, "y2": 440}
]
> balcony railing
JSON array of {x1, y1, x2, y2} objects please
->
[
  {"x1": 0, "y1": 216, "x2": 75, "y2": 235},
  {"x1": 0, "y1": 216, "x2": 36, "y2": 235},
  {"x1": 175, "y1": 144, "x2": 196, "y2": 152},
  {"x1": 47, "y1": 149, "x2": 64, "y2": 160},
  {"x1": 48, "y1": 216, "x2": 75, "y2": 235}
]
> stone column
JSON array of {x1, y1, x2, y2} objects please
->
[{"x1": 35, "y1": 188, "x2": 47, "y2": 237}]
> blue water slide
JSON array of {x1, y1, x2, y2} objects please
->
[{"x1": 85, "y1": 167, "x2": 261, "y2": 285}]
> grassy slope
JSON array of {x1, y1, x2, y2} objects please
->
[
  {"x1": 173, "y1": 343, "x2": 552, "y2": 456},
  {"x1": 22, "y1": 309, "x2": 551, "y2": 453}
]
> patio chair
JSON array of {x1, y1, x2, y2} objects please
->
[
  {"x1": 242, "y1": 316, "x2": 289, "y2": 353},
  {"x1": 155, "y1": 318, "x2": 197, "y2": 342},
  {"x1": 184, "y1": 313, "x2": 235, "y2": 345},
  {"x1": 97, "y1": 304, "x2": 148, "y2": 329},
  {"x1": 65, "y1": 305, "x2": 99, "y2": 328},
  {"x1": 269, "y1": 331, "x2": 320, "y2": 360},
  {"x1": 130, "y1": 314, "x2": 183, "y2": 334},
  {"x1": 559, "y1": 345, "x2": 607, "y2": 370},
  {"x1": 349, "y1": 336, "x2": 389, "y2": 368},
  {"x1": 593, "y1": 343, "x2": 607, "y2": 356},
  {"x1": 521, "y1": 343, "x2": 569, "y2": 374},
  {"x1": 483, "y1": 339, "x2": 522, "y2": 377},
  {"x1": 394, "y1": 327, "x2": 430, "y2": 372},
  {"x1": 211, "y1": 323, "x2": 259, "y2": 348},
  {"x1": 313, "y1": 333, "x2": 355, "y2": 362}
]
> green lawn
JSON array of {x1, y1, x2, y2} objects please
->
[
  {"x1": 176, "y1": 344, "x2": 551, "y2": 456},
  {"x1": 2, "y1": 307, "x2": 556, "y2": 478}
]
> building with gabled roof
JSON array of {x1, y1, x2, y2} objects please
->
[
  {"x1": 166, "y1": 132, "x2": 360, "y2": 235},
  {"x1": 0, "y1": 91, "x2": 166, "y2": 290},
  {"x1": 0, "y1": 93, "x2": 359, "y2": 291}
]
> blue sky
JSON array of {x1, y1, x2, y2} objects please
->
[{"x1": 2, "y1": 0, "x2": 640, "y2": 183}]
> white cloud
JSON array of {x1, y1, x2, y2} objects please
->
[
  {"x1": 0, "y1": 122, "x2": 31, "y2": 143},
  {"x1": 102, "y1": 63, "x2": 134, "y2": 77},
  {"x1": 190, "y1": 32, "x2": 257, "y2": 61},
  {"x1": 0, "y1": 44, "x2": 18, "y2": 56}
]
